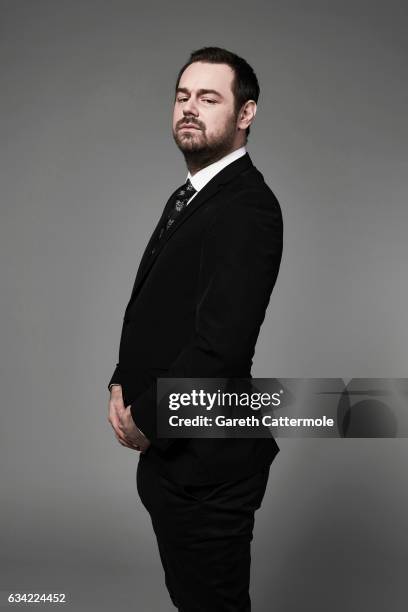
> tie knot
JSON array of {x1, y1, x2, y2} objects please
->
[
  {"x1": 174, "y1": 178, "x2": 196, "y2": 199},
  {"x1": 185, "y1": 178, "x2": 196, "y2": 193}
]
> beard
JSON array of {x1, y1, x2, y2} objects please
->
[{"x1": 172, "y1": 112, "x2": 238, "y2": 169}]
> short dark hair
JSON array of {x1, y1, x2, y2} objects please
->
[{"x1": 175, "y1": 46, "x2": 260, "y2": 139}]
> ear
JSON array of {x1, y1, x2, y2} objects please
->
[{"x1": 237, "y1": 100, "x2": 257, "y2": 131}]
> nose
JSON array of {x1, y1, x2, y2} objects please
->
[{"x1": 182, "y1": 97, "x2": 198, "y2": 116}]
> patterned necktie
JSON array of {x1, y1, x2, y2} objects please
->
[{"x1": 158, "y1": 178, "x2": 197, "y2": 240}]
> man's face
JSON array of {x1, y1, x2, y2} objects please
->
[{"x1": 172, "y1": 61, "x2": 240, "y2": 165}]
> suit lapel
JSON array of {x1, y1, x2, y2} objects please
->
[
  {"x1": 125, "y1": 152, "x2": 254, "y2": 310},
  {"x1": 124, "y1": 186, "x2": 180, "y2": 313}
]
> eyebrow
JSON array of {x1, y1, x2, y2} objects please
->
[{"x1": 176, "y1": 87, "x2": 223, "y2": 98}]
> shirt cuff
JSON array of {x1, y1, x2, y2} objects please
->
[{"x1": 108, "y1": 383, "x2": 122, "y2": 391}]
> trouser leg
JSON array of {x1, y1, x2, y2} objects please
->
[{"x1": 137, "y1": 456, "x2": 270, "y2": 612}]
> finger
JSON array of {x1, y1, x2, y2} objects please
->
[
  {"x1": 117, "y1": 428, "x2": 140, "y2": 448},
  {"x1": 112, "y1": 403, "x2": 126, "y2": 427},
  {"x1": 115, "y1": 404, "x2": 134, "y2": 431},
  {"x1": 109, "y1": 414, "x2": 131, "y2": 442},
  {"x1": 109, "y1": 398, "x2": 126, "y2": 430},
  {"x1": 109, "y1": 402, "x2": 144, "y2": 446},
  {"x1": 113, "y1": 427, "x2": 128, "y2": 444},
  {"x1": 108, "y1": 413, "x2": 124, "y2": 437},
  {"x1": 114, "y1": 431, "x2": 139, "y2": 450},
  {"x1": 117, "y1": 438, "x2": 138, "y2": 450}
]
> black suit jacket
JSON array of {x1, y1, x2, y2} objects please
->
[{"x1": 108, "y1": 152, "x2": 283, "y2": 484}]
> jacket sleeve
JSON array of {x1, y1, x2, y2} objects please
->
[
  {"x1": 107, "y1": 363, "x2": 122, "y2": 391},
  {"x1": 129, "y1": 189, "x2": 283, "y2": 452}
]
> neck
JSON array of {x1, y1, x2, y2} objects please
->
[{"x1": 186, "y1": 143, "x2": 245, "y2": 176}]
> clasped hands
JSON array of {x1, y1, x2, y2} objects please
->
[{"x1": 108, "y1": 385, "x2": 151, "y2": 453}]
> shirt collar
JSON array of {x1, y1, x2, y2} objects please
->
[{"x1": 186, "y1": 146, "x2": 247, "y2": 192}]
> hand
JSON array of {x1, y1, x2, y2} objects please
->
[{"x1": 108, "y1": 386, "x2": 151, "y2": 453}]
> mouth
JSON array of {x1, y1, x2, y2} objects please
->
[{"x1": 179, "y1": 124, "x2": 201, "y2": 130}]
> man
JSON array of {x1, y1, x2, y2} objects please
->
[{"x1": 108, "y1": 47, "x2": 283, "y2": 611}]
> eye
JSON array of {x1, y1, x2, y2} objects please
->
[
  {"x1": 203, "y1": 99, "x2": 217, "y2": 104},
  {"x1": 177, "y1": 97, "x2": 188, "y2": 102}
]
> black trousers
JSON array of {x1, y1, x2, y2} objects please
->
[{"x1": 136, "y1": 454, "x2": 270, "y2": 612}]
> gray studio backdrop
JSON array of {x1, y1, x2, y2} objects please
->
[{"x1": 1, "y1": 1, "x2": 407, "y2": 611}]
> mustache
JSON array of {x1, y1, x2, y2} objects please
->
[{"x1": 178, "y1": 119, "x2": 204, "y2": 130}]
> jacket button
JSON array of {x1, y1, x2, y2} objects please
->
[{"x1": 151, "y1": 247, "x2": 156, "y2": 254}]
